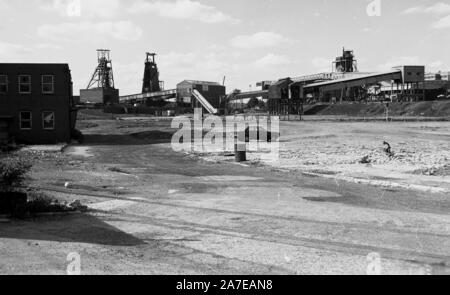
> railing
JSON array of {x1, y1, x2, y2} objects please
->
[{"x1": 291, "y1": 73, "x2": 334, "y2": 83}]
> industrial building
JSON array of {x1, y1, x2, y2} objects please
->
[
  {"x1": 0, "y1": 63, "x2": 76, "y2": 144},
  {"x1": 176, "y1": 80, "x2": 225, "y2": 110},
  {"x1": 226, "y1": 48, "x2": 449, "y2": 116},
  {"x1": 304, "y1": 65, "x2": 426, "y2": 103}
]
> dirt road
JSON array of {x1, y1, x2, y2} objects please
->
[{"x1": 1, "y1": 118, "x2": 449, "y2": 275}]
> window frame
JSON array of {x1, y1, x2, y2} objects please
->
[
  {"x1": 18, "y1": 75, "x2": 32, "y2": 94},
  {"x1": 42, "y1": 111, "x2": 55, "y2": 130},
  {"x1": 0, "y1": 75, "x2": 8, "y2": 94},
  {"x1": 42, "y1": 75, "x2": 55, "y2": 94},
  {"x1": 20, "y1": 111, "x2": 32, "y2": 130}
]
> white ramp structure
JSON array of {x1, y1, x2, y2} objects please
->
[{"x1": 192, "y1": 89, "x2": 218, "y2": 114}]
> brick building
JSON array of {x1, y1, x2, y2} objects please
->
[{"x1": 0, "y1": 64, "x2": 76, "y2": 144}]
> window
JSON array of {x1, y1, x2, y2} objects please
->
[
  {"x1": 202, "y1": 84, "x2": 209, "y2": 92},
  {"x1": 42, "y1": 75, "x2": 54, "y2": 94},
  {"x1": 18, "y1": 75, "x2": 31, "y2": 94},
  {"x1": 20, "y1": 112, "x2": 32, "y2": 130},
  {"x1": 0, "y1": 75, "x2": 8, "y2": 93},
  {"x1": 42, "y1": 111, "x2": 55, "y2": 130}
]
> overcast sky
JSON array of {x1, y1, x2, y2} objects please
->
[{"x1": 1, "y1": 0, "x2": 449, "y2": 95}]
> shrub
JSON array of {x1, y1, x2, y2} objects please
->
[{"x1": 0, "y1": 156, "x2": 32, "y2": 190}]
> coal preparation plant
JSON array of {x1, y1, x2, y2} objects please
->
[
  {"x1": 226, "y1": 48, "x2": 449, "y2": 117},
  {"x1": 85, "y1": 47, "x2": 450, "y2": 118}
]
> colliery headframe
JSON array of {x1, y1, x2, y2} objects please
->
[
  {"x1": 142, "y1": 52, "x2": 164, "y2": 94},
  {"x1": 80, "y1": 49, "x2": 119, "y2": 106}
]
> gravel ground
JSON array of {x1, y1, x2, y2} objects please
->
[
  {"x1": 201, "y1": 120, "x2": 450, "y2": 193},
  {"x1": 0, "y1": 117, "x2": 449, "y2": 275}
]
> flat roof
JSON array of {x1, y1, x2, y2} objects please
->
[
  {"x1": 0, "y1": 63, "x2": 70, "y2": 72},
  {"x1": 304, "y1": 70, "x2": 402, "y2": 88},
  {"x1": 0, "y1": 63, "x2": 69, "y2": 66},
  {"x1": 178, "y1": 80, "x2": 222, "y2": 86}
]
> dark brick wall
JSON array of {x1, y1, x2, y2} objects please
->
[{"x1": 0, "y1": 64, "x2": 74, "y2": 144}]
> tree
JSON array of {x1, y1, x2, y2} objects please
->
[{"x1": 247, "y1": 97, "x2": 259, "y2": 109}]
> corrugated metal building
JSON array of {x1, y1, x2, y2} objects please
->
[{"x1": 0, "y1": 63, "x2": 76, "y2": 144}]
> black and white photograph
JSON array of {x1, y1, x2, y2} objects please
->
[{"x1": 0, "y1": 0, "x2": 449, "y2": 280}]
